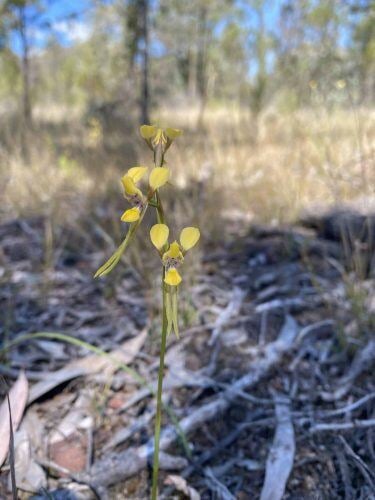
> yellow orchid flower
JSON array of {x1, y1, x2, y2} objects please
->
[
  {"x1": 120, "y1": 165, "x2": 170, "y2": 224},
  {"x1": 140, "y1": 124, "x2": 182, "y2": 143},
  {"x1": 150, "y1": 223, "x2": 200, "y2": 287},
  {"x1": 120, "y1": 166, "x2": 148, "y2": 223},
  {"x1": 121, "y1": 166, "x2": 147, "y2": 197},
  {"x1": 140, "y1": 124, "x2": 183, "y2": 159}
]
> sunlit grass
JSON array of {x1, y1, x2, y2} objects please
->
[{"x1": 1, "y1": 105, "x2": 374, "y2": 232}]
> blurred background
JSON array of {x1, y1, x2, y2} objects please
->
[{"x1": 1, "y1": 0, "x2": 374, "y2": 233}]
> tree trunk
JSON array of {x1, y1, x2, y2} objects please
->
[
  {"x1": 196, "y1": 5, "x2": 208, "y2": 128},
  {"x1": 19, "y1": 6, "x2": 32, "y2": 128},
  {"x1": 139, "y1": 0, "x2": 150, "y2": 124}
]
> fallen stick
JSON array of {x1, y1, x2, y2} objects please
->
[
  {"x1": 79, "y1": 315, "x2": 299, "y2": 488},
  {"x1": 208, "y1": 287, "x2": 246, "y2": 346},
  {"x1": 322, "y1": 339, "x2": 375, "y2": 401},
  {"x1": 260, "y1": 395, "x2": 295, "y2": 500},
  {"x1": 310, "y1": 418, "x2": 375, "y2": 432}
]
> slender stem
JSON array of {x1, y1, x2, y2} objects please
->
[{"x1": 151, "y1": 273, "x2": 168, "y2": 500}]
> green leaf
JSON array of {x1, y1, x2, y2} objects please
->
[{"x1": 94, "y1": 237, "x2": 128, "y2": 278}]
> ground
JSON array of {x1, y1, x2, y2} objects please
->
[{"x1": 0, "y1": 207, "x2": 374, "y2": 499}]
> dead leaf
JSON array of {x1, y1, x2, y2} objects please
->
[
  {"x1": 49, "y1": 390, "x2": 94, "y2": 444},
  {"x1": 165, "y1": 474, "x2": 201, "y2": 500},
  {"x1": 0, "y1": 371, "x2": 29, "y2": 468},
  {"x1": 49, "y1": 432, "x2": 87, "y2": 474},
  {"x1": 10, "y1": 428, "x2": 46, "y2": 493},
  {"x1": 28, "y1": 329, "x2": 147, "y2": 404}
]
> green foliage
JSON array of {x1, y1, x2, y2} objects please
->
[{"x1": 0, "y1": 0, "x2": 374, "y2": 115}]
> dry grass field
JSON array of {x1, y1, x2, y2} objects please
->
[{"x1": 2, "y1": 105, "x2": 374, "y2": 233}]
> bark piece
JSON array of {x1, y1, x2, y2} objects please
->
[{"x1": 260, "y1": 395, "x2": 295, "y2": 500}]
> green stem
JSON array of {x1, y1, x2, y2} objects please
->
[{"x1": 151, "y1": 273, "x2": 168, "y2": 500}]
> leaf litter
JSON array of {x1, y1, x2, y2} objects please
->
[{"x1": 0, "y1": 211, "x2": 374, "y2": 498}]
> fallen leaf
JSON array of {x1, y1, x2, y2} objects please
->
[
  {"x1": 50, "y1": 432, "x2": 87, "y2": 474},
  {"x1": 0, "y1": 371, "x2": 29, "y2": 468},
  {"x1": 49, "y1": 390, "x2": 94, "y2": 444},
  {"x1": 165, "y1": 474, "x2": 201, "y2": 500},
  {"x1": 28, "y1": 329, "x2": 147, "y2": 404},
  {"x1": 10, "y1": 428, "x2": 46, "y2": 493}
]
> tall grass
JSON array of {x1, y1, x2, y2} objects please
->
[{"x1": 1, "y1": 105, "x2": 374, "y2": 234}]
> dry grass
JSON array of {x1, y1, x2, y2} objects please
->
[
  {"x1": 1, "y1": 104, "x2": 374, "y2": 237},
  {"x1": 156, "y1": 105, "x2": 375, "y2": 223}
]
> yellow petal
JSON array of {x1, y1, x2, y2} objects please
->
[
  {"x1": 180, "y1": 227, "x2": 200, "y2": 251},
  {"x1": 121, "y1": 207, "x2": 140, "y2": 222},
  {"x1": 127, "y1": 166, "x2": 148, "y2": 183},
  {"x1": 165, "y1": 127, "x2": 182, "y2": 140},
  {"x1": 164, "y1": 268, "x2": 182, "y2": 286},
  {"x1": 150, "y1": 224, "x2": 169, "y2": 250},
  {"x1": 168, "y1": 241, "x2": 181, "y2": 258},
  {"x1": 149, "y1": 167, "x2": 170, "y2": 190},
  {"x1": 140, "y1": 124, "x2": 157, "y2": 139},
  {"x1": 121, "y1": 175, "x2": 140, "y2": 196}
]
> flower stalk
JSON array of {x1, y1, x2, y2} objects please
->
[
  {"x1": 151, "y1": 270, "x2": 168, "y2": 500},
  {"x1": 95, "y1": 124, "x2": 199, "y2": 499}
]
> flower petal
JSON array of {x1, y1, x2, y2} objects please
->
[
  {"x1": 165, "y1": 127, "x2": 182, "y2": 140},
  {"x1": 164, "y1": 268, "x2": 182, "y2": 286},
  {"x1": 121, "y1": 207, "x2": 140, "y2": 222},
  {"x1": 127, "y1": 166, "x2": 148, "y2": 183},
  {"x1": 150, "y1": 224, "x2": 169, "y2": 250},
  {"x1": 140, "y1": 124, "x2": 157, "y2": 139},
  {"x1": 121, "y1": 175, "x2": 141, "y2": 196},
  {"x1": 149, "y1": 167, "x2": 170, "y2": 190},
  {"x1": 180, "y1": 227, "x2": 200, "y2": 251},
  {"x1": 168, "y1": 241, "x2": 181, "y2": 258}
]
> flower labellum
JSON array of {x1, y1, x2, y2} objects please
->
[{"x1": 165, "y1": 268, "x2": 182, "y2": 286}]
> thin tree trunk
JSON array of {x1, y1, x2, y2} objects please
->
[
  {"x1": 19, "y1": 6, "x2": 32, "y2": 129},
  {"x1": 187, "y1": 47, "x2": 197, "y2": 99},
  {"x1": 196, "y1": 5, "x2": 208, "y2": 128},
  {"x1": 139, "y1": 0, "x2": 150, "y2": 124}
]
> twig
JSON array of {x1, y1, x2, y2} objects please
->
[
  {"x1": 208, "y1": 287, "x2": 246, "y2": 346},
  {"x1": 310, "y1": 418, "x2": 375, "y2": 432},
  {"x1": 260, "y1": 394, "x2": 295, "y2": 500},
  {"x1": 204, "y1": 467, "x2": 236, "y2": 500},
  {"x1": 339, "y1": 436, "x2": 375, "y2": 491},
  {"x1": 318, "y1": 393, "x2": 375, "y2": 419}
]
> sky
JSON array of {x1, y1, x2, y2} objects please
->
[
  {"x1": 9, "y1": 0, "x2": 92, "y2": 53},
  {"x1": 9, "y1": 0, "x2": 285, "y2": 52},
  {"x1": 9, "y1": 0, "x2": 351, "y2": 59}
]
